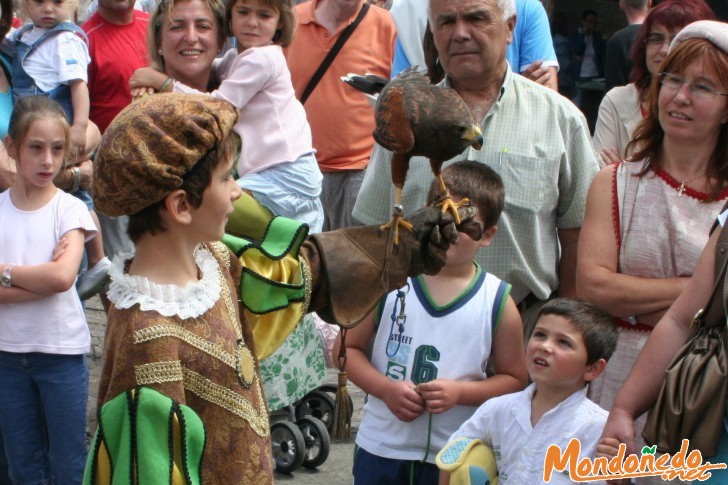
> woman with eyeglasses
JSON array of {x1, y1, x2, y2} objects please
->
[
  {"x1": 592, "y1": 0, "x2": 714, "y2": 165},
  {"x1": 577, "y1": 19, "x2": 728, "y2": 480}
]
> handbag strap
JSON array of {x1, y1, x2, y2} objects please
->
[
  {"x1": 299, "y1": 2, "x2": 370, "y2": 105},
  {"x1": 701, "y1": 201, "x2": 728, "y2": 327}
]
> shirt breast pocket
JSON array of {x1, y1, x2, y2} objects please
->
[{"x1": 491, "y1": 152, "x2": 559, "y2": 216}]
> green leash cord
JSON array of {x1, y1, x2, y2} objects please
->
[
  {"x1": 422, "y1": 412, "x2": 433, "y2": 462},
  {"x1": 408, "y1": 412, "x2": 434, "y2": 485}
]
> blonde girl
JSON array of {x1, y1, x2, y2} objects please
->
[
  {"x1": 131, "y1": 0, "x2": 324, "y2": 233},
  {"x1": 0, "y1": 96, "x2": 97, "y2": 484},
  {"x1": 3, "y1": 0, "x2": 111, "y2": 300}
]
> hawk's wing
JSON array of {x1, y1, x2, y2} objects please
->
[{"x1": 373, "y1": 81, "x2": 415, "y2": 154}]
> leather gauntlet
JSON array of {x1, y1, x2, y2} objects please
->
[{"x1": 309, "y1": 204, "x2": 482, "y2": 328}]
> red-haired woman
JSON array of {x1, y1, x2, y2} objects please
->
[{"x1": 592, "y1": 0, "x2": 715, "y2": 165}]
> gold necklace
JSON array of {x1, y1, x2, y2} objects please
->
[{"x1": 677, "y1": 175, "x2": 705, "y2": 197}]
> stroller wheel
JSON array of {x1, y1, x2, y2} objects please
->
[
  {"x1": 298, "y1": 416, "x2": 331, "y2": 469},
  {"x1": 295, "y1": 390, "x2": 335, "y2": 432},
  {"x1": 316, "y1": 384, "x2": 337, "y2": 395},
  {"x1": 316, "y1": 384, "x2": 354, "y2": 418},
  {"x1": 271, "y1": 420, "x2": 305, "y2": 474}
]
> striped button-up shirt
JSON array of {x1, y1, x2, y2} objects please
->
[{"x1": 353, "y1": 67, "x2": 599, "y2": 302}]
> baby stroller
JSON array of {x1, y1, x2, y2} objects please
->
[{"x1": 261, "y1": 313, "x2": 340, "y2": 474}]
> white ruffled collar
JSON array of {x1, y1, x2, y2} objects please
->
[{"x1": 107, "y1": 245, "x2": 221, "y2": 319}]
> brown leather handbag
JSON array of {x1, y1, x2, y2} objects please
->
[{"x1": 642, "y1": 221, "x2": 728, "y2": 457}]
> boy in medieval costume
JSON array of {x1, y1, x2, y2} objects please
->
[{"x1": 83, "y1": 93, "x2": 480, "y2": 483}]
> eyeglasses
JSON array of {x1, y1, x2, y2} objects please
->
[
  {"x1": 659, "y1": 72, "x2": 728, "y2": 100},
  {"x1": 644, "y1": 33, "x2": 676, "y2": 48}
]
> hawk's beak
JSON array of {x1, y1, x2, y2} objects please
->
[{"x1": 465, "y1": 125, "x2": 483, "y2": 150}]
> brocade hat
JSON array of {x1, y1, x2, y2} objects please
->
[{"x1": 93, "y1": 93, "x2": 238, "y2": 216}]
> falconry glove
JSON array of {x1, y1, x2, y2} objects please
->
[{"x1": 309, "y1": 203, "x2": 481, "y2": 328}]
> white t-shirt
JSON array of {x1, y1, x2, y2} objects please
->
[
  {"x1": 580, "y1": 33, "x2": 600, "y2": 78},
  {"x1": 0, "y1": 189, "x2": 96, "y2": 354},
  {"x1": 8, "y1": 26, "x2": 90, "y2": 91}
]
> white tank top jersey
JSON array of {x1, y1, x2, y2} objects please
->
[{"x1": 355, "y1": 267, "x2": 510, "y2": 463}]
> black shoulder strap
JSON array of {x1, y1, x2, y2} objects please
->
[{"x1": 299, "y1": 2, "x2": 370, "y2": 105}]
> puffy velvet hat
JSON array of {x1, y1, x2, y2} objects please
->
[
  {"x1": 93, "y1": 93, "x2": 238, "y2": 217},
  {"x1": 670, "y1": 20, "x2": 728, "y2": 55}
]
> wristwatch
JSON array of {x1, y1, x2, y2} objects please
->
[{"x1": 1, "y1": 265, "x2": 12, "y2": 288}]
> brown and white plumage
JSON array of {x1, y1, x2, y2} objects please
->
[{"x1": 372, "y1": 68, "x2": 484, "y2": 242}]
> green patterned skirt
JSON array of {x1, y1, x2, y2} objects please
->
[{"x1": 259, "y1": 314, "x2": 327, "y2": 411}]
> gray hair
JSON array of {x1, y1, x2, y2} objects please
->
[
  {"x1": 427, "y1": 0, "x2": 516, "y2": 23},
  {"x1": 498, "y1": 0, "x2": 516, "y2": 20}
]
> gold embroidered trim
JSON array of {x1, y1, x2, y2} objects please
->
[
  {"x1": 214, "y1": 253, "x2": 256, "y2": 388},
  {"x1": 299, "y1": 256, "x2": 312, "y2": 316},
  {"x1": 218, "y1": 266, "x2": 241, "y2": 341},
  {"x1": 183, "y1": 242, "x2": 254, "y2": 389},
  {"x1": 210, "y1": 241, "x2": 231, "y2": 270},
  {"x1": 135, "y1": 360, "x2": 183, "y2": 385},
  {"x1": 134, "y1": 324, "x2": 237, "y2": 370},
  {"x1": 182, "y1": 367, "x2": 269, "y2": 437}
]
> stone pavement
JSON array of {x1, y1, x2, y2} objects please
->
[
  {"x1": 83, "y1": 295, "x2": 107, "y2": 433},
  {"x1": 83, "y1": 297, "x2": 364, "y2": 483}
]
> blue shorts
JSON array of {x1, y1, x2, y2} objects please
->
[
  {"x1": 238, "y1": 153, "x2": 323, "y2": 234},
  {"x1": 353, "y1": 446, "x2": 439, "y2": 485},
  {"x1": 71, "y1": 188, "x2": 93, "y2": 210}
]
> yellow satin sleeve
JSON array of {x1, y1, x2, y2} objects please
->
[{"x1": 242, "y1": 252, "x2": 311, "y2": 361}]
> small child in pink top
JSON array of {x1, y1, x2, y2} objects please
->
[{"x1": 131, "y1": 0, "x2": 323, "y2": 232}]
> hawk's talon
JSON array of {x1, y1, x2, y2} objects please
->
[
  {"x1": 436, "y1": 195, "x2": 469, "y2": 225},
  {"x1": 381, "y1": 214, "x2": 414, "y2": 245}
]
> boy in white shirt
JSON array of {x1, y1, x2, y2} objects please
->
[{"x1": 441, "y1": 298, "x2": 618, "y2": 484}]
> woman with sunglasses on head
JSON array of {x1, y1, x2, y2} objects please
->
[
  {"x1": 577, "y1": 20, "x2": 728, "y2": 482},
  {"x1": 592, "y1": 0, "x2": 714, "y2": 166}
]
